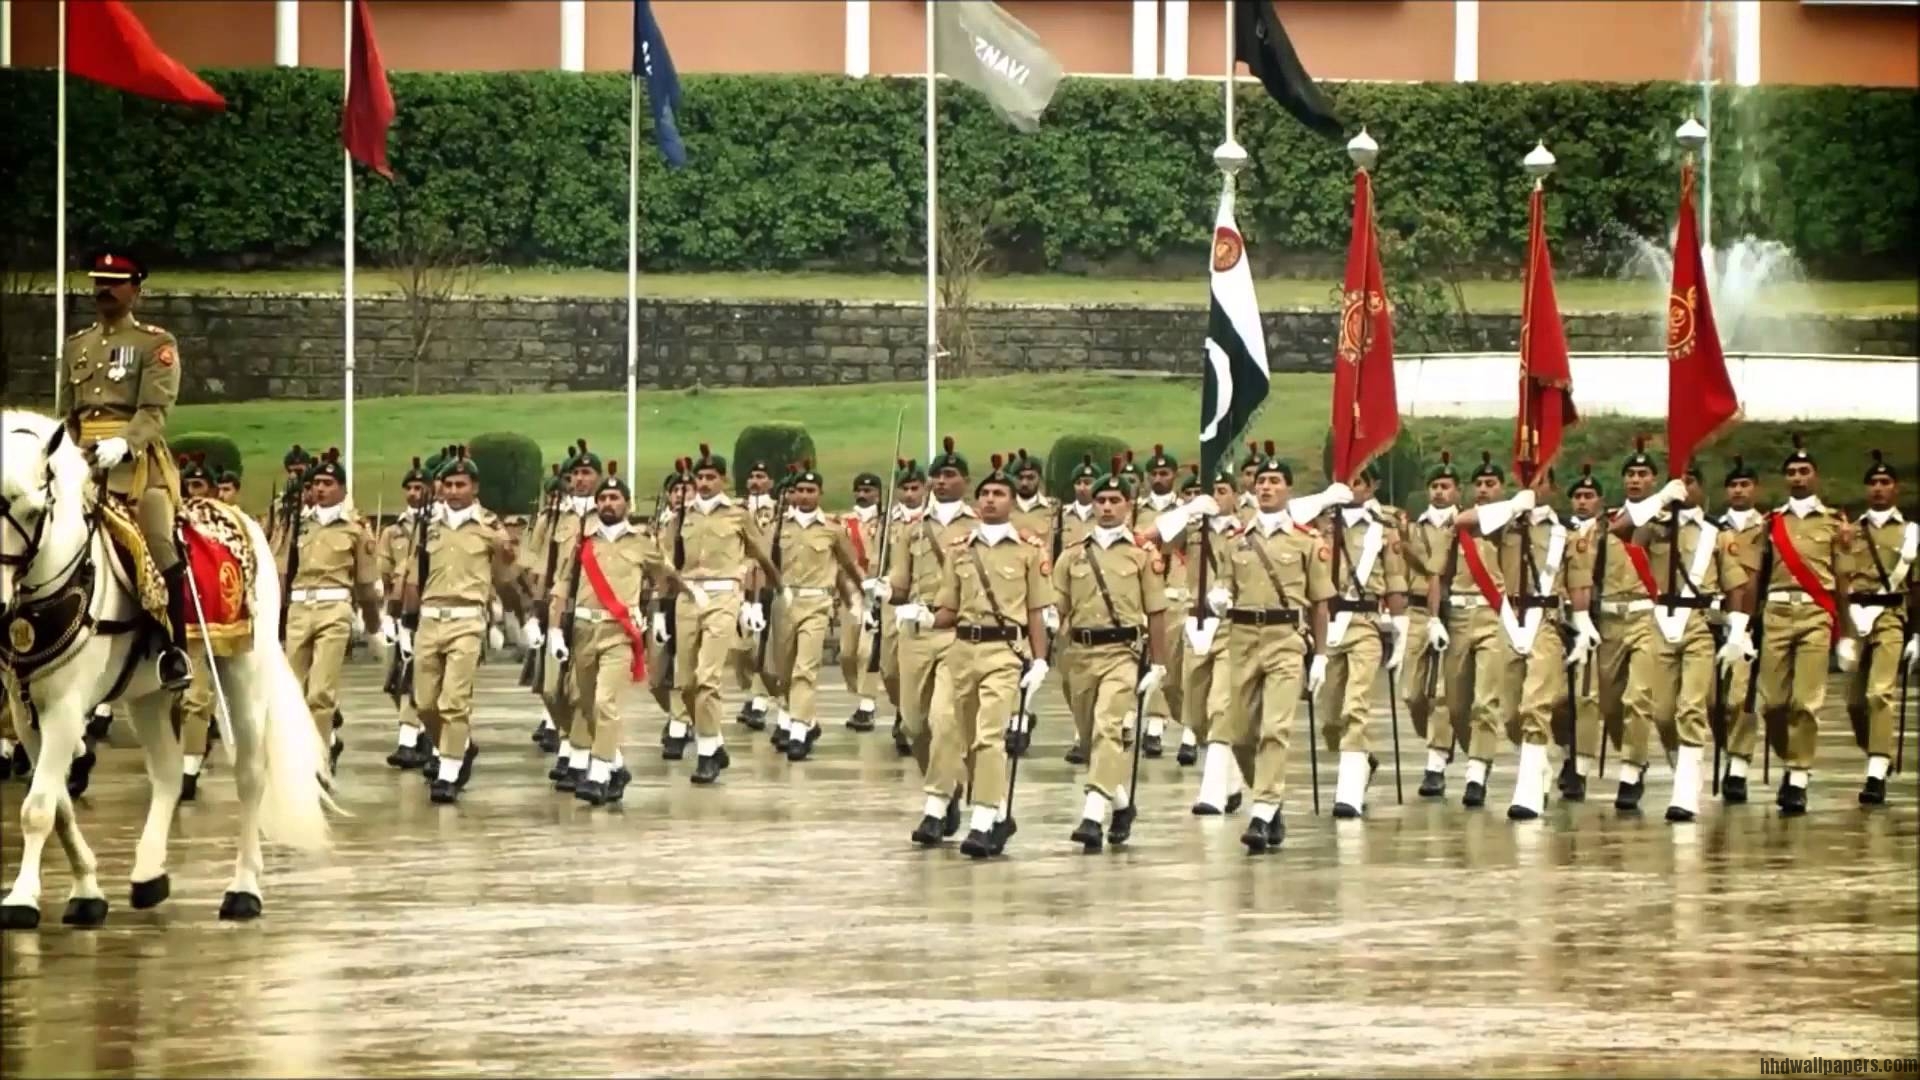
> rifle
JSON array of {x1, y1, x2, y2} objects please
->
[
  {"x1": 554, "y1": 523, "x2": 588, "y2": 701},
  {"x1": 524, "y1": 464, "x2": 564, "y2": 691},
  {"x1": 866, "y1": 412, "x2": 908, "y2": 674},
  {"x1": 754, "y1": 481, "x2": 792, "y2": 681},
  {"x1": 662, "y1": 472, "x2": 686, "y2": 692},
  {"x1": 276, "y1": 477, "x2": 305, "y2": 643},
  {"x1": 389, "y1": 474, "x2": 436, "y2": 703}
]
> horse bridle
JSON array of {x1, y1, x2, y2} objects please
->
[{"x1": 0, "y1": 435, "x2": 96, "y2": 621}]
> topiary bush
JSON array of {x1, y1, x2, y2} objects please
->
[
  {"x1": 1045, "y1": 434, "x2": 1131, "y2": 500},
  {"x1": 170, "y1": 432, "x2": 243, "y2": 479},
  {"x1": 466, "y1": 431, "x2": 544, "y2": 514},
  {"x1": 732, "y1": 422, "x2": 816, "y2": 497}
]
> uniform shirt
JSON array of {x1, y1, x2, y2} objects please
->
[
  {"x1": 936, "y1": 524, "x2": 1055, "y2": 628},
  {"x1": 1714, "y1": 506, "x2": 1768, "y2": 581},
  {"x1": 1495, "y1": 509, "x2": 1593, "y2": 601},
  {"x1": 1842, "y1": 509, "x2": 1914, "y2": 598},
  {"x1": 553, "y1": 521, "x2": 668, "y2": 614},
  {"x1": 664, "y1": 494, "x2": 771, "y2": 583},
  {"x1": 1405, "y1": 505, "x2": 1456, "y2": 601},
  {"x1": 1761, "y1": 498, "x2": 1847, "y2": 593},
  {"x1": 420, "y1": 504, "x2": 519, "y2": 608},
  {"x1": 59, "y1": 314, "x2": 180, "y2": 490},
  {"x1": 1635, "y1": 510, "x2": 1749, "y2": 599},
  {"x1": 522, "y1": 503, "x2": 594, "y2": 594},
  {"x1": 890, "y1": 500, "x2": 976, "y2": 606},
  {"x1": 1446, "y1": 514, "x2": 1507, "y2": 599},
  {"x1": 1595, "y1": 510, "x2": 1653, "y2": 602},
  {"x1": 1057, "y1": 501, "x2": 1096, "y2": 551},
  {"x1": 378, "y1": 509, "x2": 423, "y2": 586},
  {"x1": 774, "y1": 510, "x2": 859, "y2": 591},
  {"x1": 1227, "y1": 515, "x2": 1336, "y2": 611},
  {"x1": 840, "y1": 504, "x2": 884, "y2": 579},
  {"x1": 1052, "y1": 530, "x2": 1167, "y2": 632},
  {"x1": 1010, "y1": 494, "x2": 1057, "y2": 550},
  {"x1": 1330, "y1": 505, "x2": 1410, "y2": 601},
  {"x1": 744, "y1": 493, "x2": 778, "y2": 535},
  {"x1": 293, "y1": 504, "x2": 380, "y2": 596},
  {"x1": 1130, "y1": 489, "x2": 1181, "y2": 532}
]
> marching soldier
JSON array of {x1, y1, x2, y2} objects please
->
[
  {"x1": 400, "y1": 448, "x2": 527, "y2": 803},
  {"x1": 1634, "y1": 460, "x2": 1755, "y2": 822},
  {"x1": 285, "y1": 449, "x2": 385, "y2": 770},
  {"x1": 1752, "y1": 438, "x2": 1848, "y2": 814},
  {"x1": 649, "y1": 460, "x2": 695, "y2": 752},
  {"x1": 546, "y1": 464, "x2": 685, "y2": 806},
  {"x1": 1191, "y1": 443, "x2": 1333, "y2": 853},
  {"x1": 1560, "y1": 468, "x2": 1609, "y2": 801},
  {"x1": 379, "y1": 458, "x2": 432, "y2": 769},
  {"x1": 174, "y1": 455, "x2": 217, "y2": 800},
  {"x1": 926, "y1": 455, "x2": 1054, "y2": 858},
  {"x1": 1149, "y1": 464, "x2": 1207, "y2": 761},
  {"x1": 1426, "y1": 453, "x2": 1518, "y2": 809},
  {"x1": 215, "y1": 469, "x2": 241, "y2": 504},
  {"x1": 661, "y1": 444, "x2": 779, "y2": 784},
  {"x1": 526, "y1": 442, "x2": 601, "y2": 789},
  {"x1": 1004, "y1": 451, "x2": 1056, "y2": 757},
  {"x1": 1837, "y1": 451, "x2": 1915, "y2": 806},
  {"x1": 59, "y1": 249, "x2": 192, "y2": 691},
  {"x1": 838, "y1": 471, "x2": 886, "y2": 732},
  {"x1": 1172, "y1": 465, "x2": 1240, "y2": 777},
  {"x1": 1408, "y1": 454, "x2": 1461, "y2": 797},
  {"x1": 1316, "y1": 463, "x2": 1410, "y2": 819},
  {"x1": 880, "y1": 459, "x2": 929, "y2": 757},
  {"x1": 1059, "y1": 455, "x2": 1100, "y2": 765},
  {"x1": 766, "y1": 463, "x2": 862, "y2": 761},
  {"x1": 891, "y1": 437, "x2": 978, "y2": 843},
  {"x1": 1595, "y1": 440, "x2": 1678, "y2": 811},
  {"x1": 733, "y1": 459, "x2": 780, "y2": 730},
  {"x1": 1713, "y1": 457, "x2": 1767, "y2": 801},
  {"x1": 1055, "y1": 463, "x2": 1167, "y2": 852},
  {"x1": 1127, "y1": 447, "x2": 1182, "y2": 756}
]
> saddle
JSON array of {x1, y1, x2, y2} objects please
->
[
  {"x1": 179, "y1": 498, "x2": 257, "y2": 657},
  {"x1": 97, "y1": 499, "x2": 170, "y2": 627}
]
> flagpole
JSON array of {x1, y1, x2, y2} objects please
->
[
  {"x1": 627, "y1": 76, "x2": 639, "y2": 475},
  {"x1": 923, "y1": 0, "x2": 938, "y2": 462},
  {"x1": 343, "y1": 0, "x2": 357, "y2": 492},
  {"x1": 53, "y1": 0, "x2": 66, "y2": 411},
  {"x1": 1222, "y1": 0, "x2": 1234, "y2": 145}
]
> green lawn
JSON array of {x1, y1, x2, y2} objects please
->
[
  {"x1": 76, "y1": 268, "x2": 1919, "y2": 315},
  {"x1": 166, "y1": 373, "x2": 1916, "y2": 513}
]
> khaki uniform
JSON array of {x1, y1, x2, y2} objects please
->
[
  {"x1": 1715, "y1": 509, "x2": 1769, "y2": 765},
  {"x1": 1131, "y1": 492, "x2": 1184, "y2": 723},
  {"x1": 526, "y1": 499, "x2": 595, "y2": 747},
  {"x1": 1439, "y1": 522, "x2": 1510, "y2": 763},
  {"x1": 1756, "y1": 504, "x2": 1847, "y2": 769},
  {"x1": 286, "y1": 506, "x2": 381, "y2": 745},
  {"x1": 1010, "y1": 495, "x2": 1057, "y2": 551},
  {"x1": 1495, "y1": 513, "x2": 1594, "y2": 747},
  {"x1": 175, "y1": 643, "x2": 216, "y2": 761},
  {"x1": 935, "y1": 527, "x2": 1054, "y2": 812},
  {"x1": 1317, "y1": 509, "x2": 1408, "y2": 753},
  {"x1": 551, "y1": 522, "x2": 667, "y2": 762},
  {"x1": 1593, "y1": 513, "x2": 1661, "y2": 768},
  {"x1": 59, "y1": 315, "x2": 183, "y2": 570},
  {"x1": 769, "y1": 512, "x2": 857, "y2": 731},
  {"x1": 876, "y1": 504, "x2": 924, "y2": 711},
  {"x1": 663, "y1": 496, "x2": 771, "y2": 742},
  {"x1": 643, "y1": 508, "x2": 682, "y2": 718},
  {"x1": 889, "y1": 503, "x2": 977, "y2": 781},
  {"x1": 378, "y1": 510, "x2": 424, "y2": 739},
  {"x1": 1635, "y1": 512, "x2": 1749, "y2": 750},
  {"x1": 1842, "y1": 512, "x2": 1917, "y2": 762},
  {"x1": 1220, "y1": 516, "x2": 1335, "y2": 808},
  {"x1": 1052, "y1": 533, "x2": 1166, "y2": 800},
  {"x1": 836, "y1": 506, "x2": 886, "y2": 707},
  {"x1": 730, "y1": 494, "x2": 779, "y2": 701},
  {"x1": 412, "y1": 506, "x2": 520, "y2": 758},
  {"x1": 1170, "y1": 518, "x2": 1233, "y2": 744},
  {"x1": 1054, "y1": 502, "x2": 1099, "y2": 748},
  {"x1": 1402, "y1": 509, "x2": 1455, "y2": 752}
]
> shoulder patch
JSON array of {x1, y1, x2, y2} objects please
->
[
  {"x1": 154, "y1": 343, "x2": 177, "y2": 367},
  {"x1": 1576, "y1": 537, "x2": 1589, "y2": 554},
  {"x1": 1316, "y1": 544, "x2": 1331, "y2": 562}
]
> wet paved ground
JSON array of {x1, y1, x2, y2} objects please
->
[{"x1": 4, "y1": 659, "x2": 1917, "y2": 1077}]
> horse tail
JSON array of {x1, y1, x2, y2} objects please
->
[{"x1": 236, "y1": 510, "x2": 337, "y2": 850}]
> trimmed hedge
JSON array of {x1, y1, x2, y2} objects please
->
[
  {"x1": 732, "y1": 423, "x2": 816, "y2": 498},
  {"x1": 1045, "y1": 434, "x2": 1130, "y2": 500},
  {"x1": 1, "y1": 71, "x2": 1912, "y2": 276},
  {"x1": 170, "y1": 432, "x2": 243, "y2": 479},
  {"x1": 467, "y1": 431, "x2": 544, "y2": 514}
]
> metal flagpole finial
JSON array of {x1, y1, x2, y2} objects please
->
[
  {"x1": 1676, "y1": 117, "x2": 1708, "y2": 154},
  {"x1": 1346, "y1": 127, "x2": 1379, "y2": 170},
  {"x1": 1214, "y1": 139, "x2": 1249, "y2": 179},
  {"x1": 1524, "y1": 140, "x2": 1555, "y2": 189}
]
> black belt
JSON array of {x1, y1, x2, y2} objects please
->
[
  {"x1": 1229, "y1": 608, "x2": 1300, "y2": 627},
  {"x1": 1655, "y1": 594, "x2": 1716, "y2": 609},
  {"x1": 1406, "y1": 595, "x2": 1429, "y2": 610},
  {"x1": 1509, "y1": 595, "x2": 1560, "y2": 612},
  {"x1": 1071, "y1": 626, "x2": 1140, "y2": 646},
  {"x1": 955, "y1": 624, "x2": 1019, "y2": 643},
  {"x1": 1330, "y1": 596, "x2": 1382, "y2": 615},
  {"x1": 1850, "y1": 592, "x2": 1904, "y2": 607}
]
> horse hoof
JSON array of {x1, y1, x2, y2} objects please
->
[
  {"x1": 218, "y1": 891, "x2": 262, "y2": 921},
  {"x1": 66, "y1": 748, "x2": 97, "y2": 799},
  {"x1": 61, "y1": 896, "x2": 109, "y2": 928},
  {"x1": 129, "y1": 874, "x2": 171, "y2": 910},
  {"x1": 0, "y1": 904, "x2": 41, "y2": 930}
]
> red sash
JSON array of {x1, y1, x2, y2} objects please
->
[
  {"x1": 579, "y1": 539, "x2": 648, "y2": 681},
  {"x1": 1620, "y1": 542, "x2": 1658, "y2": 599},
  {"x1": 1770, "y1": 511, "x2": 1840, "y2": 641},
  {"x1": 1455, "y1": 528, "x2": 1505, "y2": 612},
  {"x1": 845, "y1": 514, "x2": 869, "y2": 574}
]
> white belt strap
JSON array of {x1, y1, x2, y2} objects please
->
[
  {"x1": 1767, "y1": 590, "x2": 1815, "y2": 605},
  {"x1": 1326, "y1": 520, "x2": 1384, "y2": 650},
  {"x1": 1602, "y1": 598, "x2": 1655, "y2": 615},
  {"x1": 788, "y1": 585, "x2": 836, "y2": 599},
  {"x1": 574, "y1": 608, "x2": 618, "y2": 624},
  {"x1": 1655, "y1": 522, "x2": 1720, "y2": 644},
  {"x1": 1854, "y1": 521, "x2": 1918, "y2": 637},
  {"x1": 420, "y1": 605, "x2": 484, "y2": 620},
  {"x1": 290, "y1": 587, "x2": 351, "y2": 603},
  {"x1": 691, "y1": 579, "x2": 738, "y2": 593},
  {"x1": 1500, "y1": 522, "x2": 1567, "y2": 656}
]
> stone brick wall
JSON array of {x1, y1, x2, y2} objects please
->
[{"x1": 2, "y1": 291, "x2": 1912, "y2": 405}]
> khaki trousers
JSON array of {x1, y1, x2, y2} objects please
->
[
  {"x1": 287, "y1": 598, "x2": 353, "y2": 745},
  {"x1": 413, "y1": 613, "x2": 485, "y2": 757},
  {"x1": 1319, "y1": 618, "x2": 1386, "y2": 753},
  {"x1": 1724, "y1": 649, "x2": 1759, "y2": 763},
  {"x1": 1402, "y1": 606, "x2": 1451, "y2": 751},
  {"x1": 568, "y1": 619, "x2": 637, "y2": 761},
  {"x1": 838, "y1": 604, "x2": 884, "y2": 704},
  {"x1": 771, "y1": 594, "x2": 834, "y2": 727},
  {"x1": 1180, "y1": 621, "x2": 1231, "y2": 744},
  {"x1": 1225, "y1": 622, "x2": 1307, "y2": 806},
  {"x1": 176, "y1": 644, "x2": 215, "y2": 757},
  {"x1": 945, "y1": 641, "x2": 1022, "y2": 810},
  {"x1": 897, "y1": 625, "x2": 955, "y2": 784},
  {"x1": 539, "y1": 636, "x2": 581, "y2": 745},
  {"x1": 1758, "y1": 601, "x2": 1834, "y2": 769},
  {"x1": 1443, "y1": 604, "x2": 1508, "y2": 763},
  {"x1": 1081, "y1": 643, "x2": 1140, "y2": 799},
  {"x1": 1647, "y1": 612, "x2": 1718, "y2": 750},
  {"x1": 645, "y1": 608, "x2": 679, "y2": 719},
  {"x1": 1499, "y1": 613, "x2": 1567, "y2": 747},
  {"x1": 1057, "y1": 639, "x2": 1092, "y2": 750},
  {"x1": 1599, "y1": 609, "x2": 1660, "y2": 767},
  {"x1": 676, "y1": 592, "x2": 744, "y2": 740},
  {"x1": 730, "y1": 619, "x2": 767, "y2": 699},
  {"x1": 1847, "y1": 611, "x2": 1905, "y2": 760}
]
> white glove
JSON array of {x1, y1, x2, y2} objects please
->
[
  {"x1": 1184, "y1": 615, "x2": 1218, "y2": 654},
  {"x1": 1716, "y1": 611, "x2": 1755, "y2": 675},
  {"x1": 487, "y1": 625, "x2": 505, "y2": 651},
  {"x1": 1019, "y1": 658, "x2": 1050, "y2": 711},
  {"x1": 1905, "y1": 635, "x2": 1919, "y2": 674},
  {"x1": 740, "y1": 602, "x2": 768, "y2": 635},
  {"x1": 549, "y1": 634, "x2": 570, "y2": 663},
  {"x1": 1426, "y1": 617, "x2": 1450, "y2": 653},
  {"x1": 1386, "y1": 614, "x2": 1410, "y2": 671},
  {"x1": 90, "y1": 437, "x2": 129, "y2": 469},
  {"x1": 397, "y1": 626, "x2": 414, "y2": 659},
  {"x1": 1041, "y1": 605, "x2": 1060, "y2": 632},
  {"x1": 913, "y1": 603, "x2": 938, "y2": 631},
  {"x1": 1137, "y1": 663, "x2": 1166, "y2": 697},
  {"x1": 1306, "y1": 654, "x2": 1329, "y2": 695},
  {"x1": 1323, "y1": 482, "x2": 1355, "y2": 508},
  {"x1": 1836, "y1": 637, "x2": 1860, "y2": 673},
  {"x1": 650, "y1": 611, "x2": 670, "y2": 645},
  {"x1": 895, "y1": 603, "x2": 926, "y2": 633},
  {"x1": 1206, "y1": 587, "x2": 1232, "y2": 617},
  {"x1": 351, "y1": 610, "x2": 366, "y2": 636},
  {"x1": 1658, "y1": 478, "x2": 1688, "y2": 507},
  {"x1": 861, "y1": 577, "x2": 889, "y2": 602},
  {"x1": 378, "y1": 614, "x2": 398, "y2": 646},
  {"x1": 521, "y1": 617, "x2": 543, "y2": 652},
  {"x1": 1185, "y1": 494, "x2": 1221, "y2": 520},
  {"x1": 1510, "y1": 487, "x2": 1537, "y2": 513},
  {"x1": 1565, "y1": 610, "x2": 1601, "y2": 669}
]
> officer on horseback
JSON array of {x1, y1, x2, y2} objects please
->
[{"x1": 58, "y1": 249, "x2": 191, "y2": 691}]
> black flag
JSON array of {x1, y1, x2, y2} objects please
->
[{"x1": 1233, "y1": 1, "x2": 1342, "y2": 140}]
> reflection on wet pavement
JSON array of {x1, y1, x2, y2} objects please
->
[{"x1": 4, "y1": 664, "x2": 1916, "y2": 1077}]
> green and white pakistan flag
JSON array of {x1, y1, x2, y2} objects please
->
[{"x1": 933, "y1": 1, "x2": 1063, "y2": 132}]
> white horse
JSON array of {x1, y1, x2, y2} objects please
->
[{"x1": 0, "y1": 409, "x2": 332, "y2": 929}]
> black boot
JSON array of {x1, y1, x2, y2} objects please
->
[
  {"x1": 1006, "y1": 717, "x2": 1031, "y2": 758},
  {"x1": 1777, "y1": 780, "x2": 1808, "y2": 816},
  {"x1": 1722, "y1": 772, "x2": 1749, "y2": 803},
  {"x1": 1070, "y1": 818, "x2": 1104, "y2": 853},
  {"x1": 1175, "y1": 740, "x2": 1197, "y2": 767},
  {"x1": 989, "y1": 816, "x2": 1017, "y2": 856},
  {"x1": 959, "y1": 829, "x2": 994, "y2": 859},
  {"x1": 891, "y1": 717, "x2": 911, "y2": 758},
  {"x1": 1143, "y1": 733, "x2": 1163, "y2": 758},
  {"x1": 1107, "y1": 805, "x2": 1136, "y2": 847},
  {"x1": 1615, "y1": 777, "x2": 1645, "y2": 812},
  {"x1": 1418, "y1": 770, "x2": 1446, "y2": 798},
  {"x1": 1462, "y1": 780, "x2": 1485, "y2": 809},
  {"x1": 911, "y1": 815, "x2": 944, "y2": 847},
  {"x1": 534, "y1": 726, "x2": 560, "y2": 755},
  {"x1": 574, "y1": 777, "x2": 608, "y2": 806},
  {"x1": 770, "y1": 724, "x2": 791, "y2": 751},
  {"x1": 429, "y1": 778, "x2": 458, "y2": 804},
  {"x1": 180, "y1": 771, "x2": 199, "y2": 802},
  {"x1": 606, "y1": 766, "x2": 633, "y2": 803},
  {"x1": 157, "y1": 566, "x2": 193, "y2": 692},
  {"x1": 691, "y1": 754, "x2": 722, "y2": 785},
  {"x1": 942, "y1": 796, "x2": 963, "y2": 838},
  {"x1": 1266, "y1": 812, "x2": 1287, "y2": 849},
  {"x1": 1064, "y1": 742, "x2": 1088, "y2": 766},
  {"x1": 86, "y1": 706, "x2": 113, "y2": 743},
  {"x1": 1563, "y1": 768, "x2": 1588, "y2": 803},
  {"x1": 554, "y1": 765, "x2": 583, "y2": 793},
  {"x1": 741, "y1": 705, "x2": 768, "y2": 732},
  {"x1": 661, "y1": 729, "x2": 688, "y2": 761},
  {"x1": 1860, "y1": 776, "x2": 1887, "y2": 806},
  {"x1": 847, "y1": 707, "x2": 876, "y2": 732},
  {"x1": 1240, "y1": 817, "x2": 1270, "y2": 854}
]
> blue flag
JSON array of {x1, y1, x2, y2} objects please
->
[{"x1": 632, "y1": 0, "x2": 686, "y2": 169}]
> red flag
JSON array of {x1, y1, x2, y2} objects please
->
[
  {"x1": 1513, "y1": 186, "x2": 1577, "y2": 482},
  {"x1": 1329, "y1": 169, "x2": 1398, "y2": 484},
  {"x1": 1665, "y1": 160, "x2": 1739, "y2": 478},
  {"x1": 67, "y1": 0, "x2": 226, "y2": 110},
  {"x1": 343, "y1": 0, "x2": 395, "y2": 179}
]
